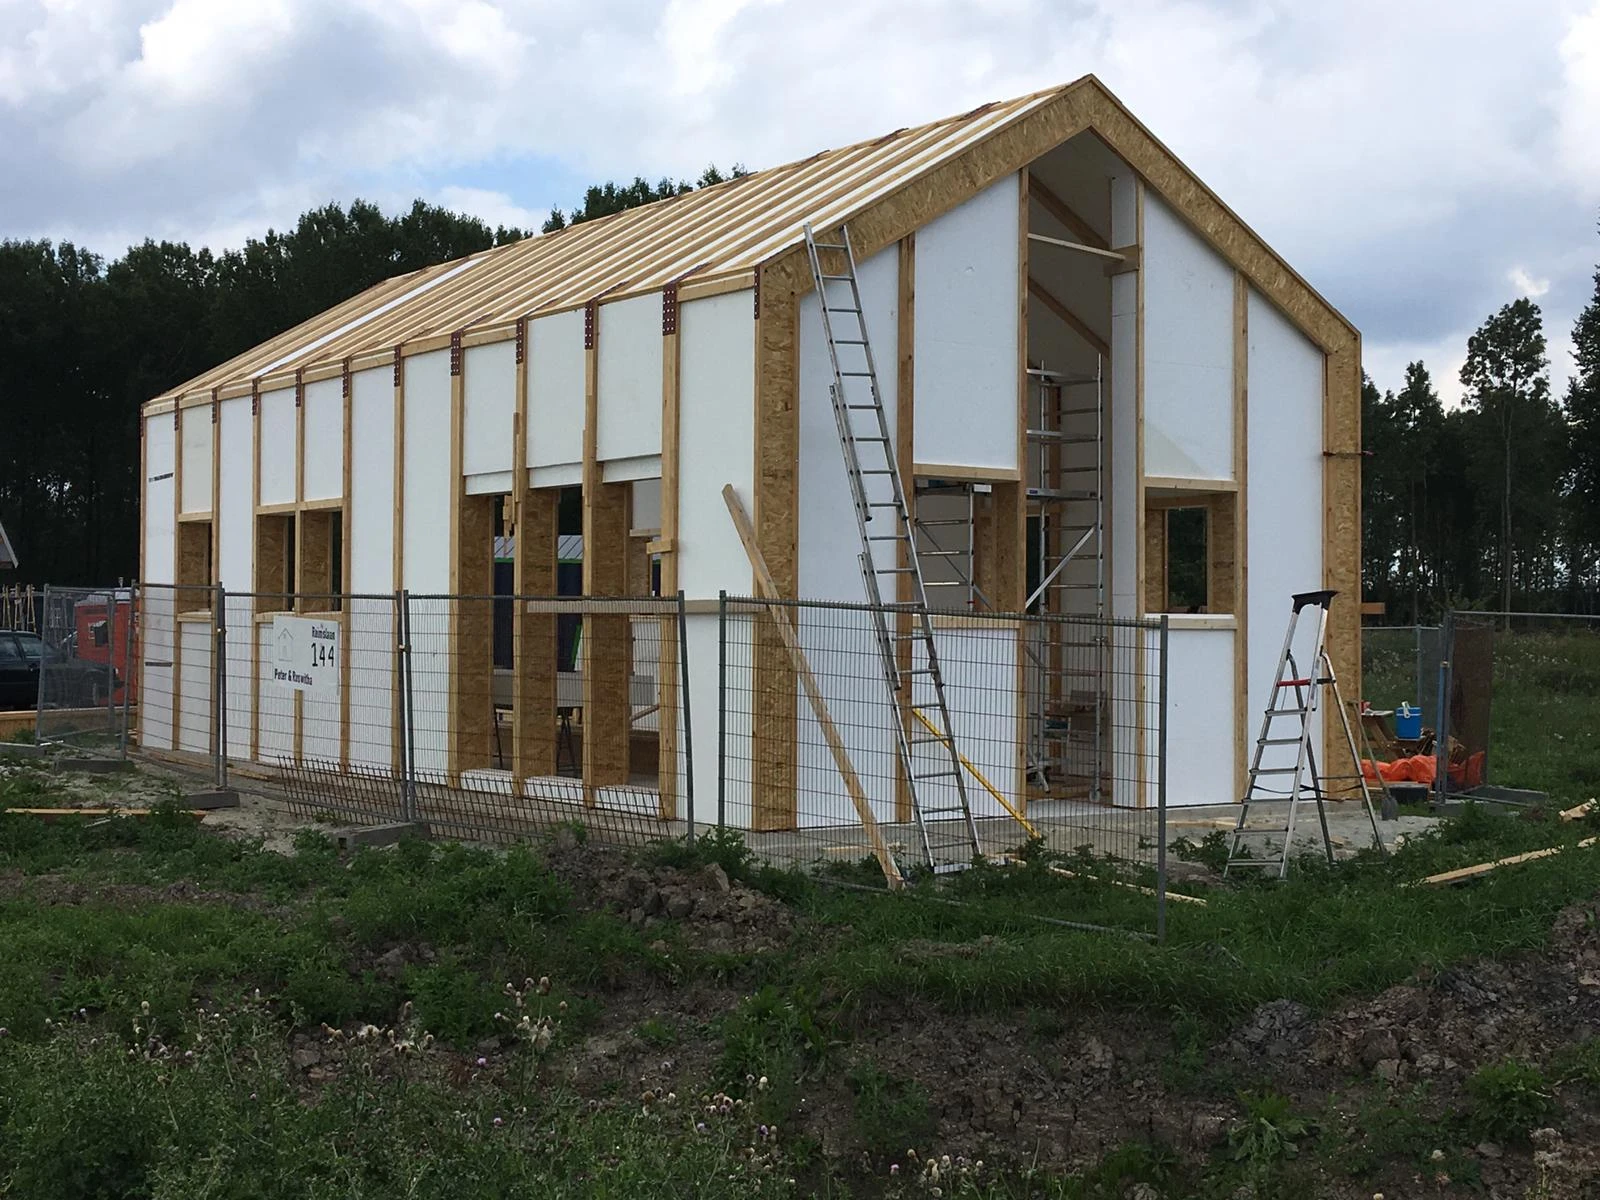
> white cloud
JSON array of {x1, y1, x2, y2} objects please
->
[
  {"x1": 1510, "y1": 267, "x2": 1552, "y2": 298},
  {"x1": 431, "y1": 185, "x2": 545, "y2": 234},
  {"x1": 0, "y1": 0, "x2": 1594, "y2": 388}
]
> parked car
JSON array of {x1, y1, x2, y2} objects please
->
[{"x1": 0, "y1": 630, "x2": 123, "y2": 710}]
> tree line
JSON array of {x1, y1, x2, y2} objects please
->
[
  {"x1": 1363, "y1": 240, "x2": 1600, "y2": 620},
  {"x1": 2, "y1": 178, "x2": 1594, "y2": 614},
  {"x1": 0, "y1": 169, "x2": 742, "y2": 586}
]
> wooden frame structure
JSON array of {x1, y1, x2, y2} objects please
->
[{"x1": 138, "y1": 75, "x2": 1360, "y2": 829}]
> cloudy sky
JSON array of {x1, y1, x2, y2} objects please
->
[{"x1": 3, "y1": 0, "x2": 1597, "y2": 400}]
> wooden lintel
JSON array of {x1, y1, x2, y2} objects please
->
[{"x1": 1105, "y1": 245, "x2": 1142, "y2": 276}]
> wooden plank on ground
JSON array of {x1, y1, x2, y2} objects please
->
[
  {"x1": 722, "y1": 484, "x2": 903, "y2": 890},
  {"x1": 1560, "y1": 799, "x2": 1597, "y2": 822},
  {"x1": 1, "y1": 808, "x2": 206, "y2": 823},
  {"x1": 1419, "y1": 836, "x2": 1597, "y2": 887}
]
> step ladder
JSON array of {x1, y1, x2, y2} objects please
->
[
  {"x1": 1226, "y1": 589, "x2": 1386, "y2": 878},
  {"x1": 802, "y1": 222, "x2": 981, "y2": 872}
]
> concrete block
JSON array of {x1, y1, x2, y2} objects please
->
[
  {"x1": 332, "y1": 822, "x2": 429, "y2": 852},
  {"x1": 182, "y1": 789, "x2": 241, "y2": 810}
]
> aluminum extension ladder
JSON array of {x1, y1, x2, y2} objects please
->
[
  {"x1": 802, "y1": 222, "x2": 981, "y2": 872},
  {"x1": 1225, "y1": 589, "x2": 1385, "y2": 878}
]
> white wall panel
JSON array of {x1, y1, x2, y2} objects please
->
[
  {"x1": 1108, "y1": 171, "x2": 1143, "y2": 802},
  {"x1": 463, "y1": 341, "x2": 516, "y2": 477},
  {"x1": 302, "y1": 378, "x2": 343, "y2": 501},
  {"x1": 913, "y1": 173, "x2": 1020, "y2": 472},
  {"x1": 528, "y1": 309, "x2": 585, "y2": 469},
  {"x1": 677, "y1": 290, "x2": 756, "y2": 599},
  {"x1": 349, "y1": 368, "x2": 394, "y2": 592},
  {"x1": 1142, "y1": 195, "x2": 1234, "y2": 481},
  {"x1": 402, "y1": 350, "x2": 452, "y2": 592},
  {"x1": 799, "y1": 241, "x2": 899, "y2": 601},
  {"x1": 598, "y1": 294, "x2": 664, "y2": 463},
  {"x1": 217, "y1": 399, "x2": 255, "y2": 758},
  {"x1": 1247, "y1": 289, "x2": 1325, "y2": 759},
  {"x1": 258, "y1": 389, "x2": 297, "y2": 506},
  {"x1": 256, "y1": 625, "x2": 295, "y2": 760},
  {"x1": 144, "y1": 414, "x2": 176, "y2": 584},
  {"x1": 346, "y1": 598, "x2": 394, "y2": 769},
  {"x1": 1163, "y1": 625, "x2": 1236, "y2": 806},
  {"x1": 177, "y1": 620, "x2": 210, "y2": 753},
  {"x1": 179, "y1": 405, "x2": 213, "y2": 514},
  {"x1": 141, "y1": 414, "x2": 176, "y2": 749}
]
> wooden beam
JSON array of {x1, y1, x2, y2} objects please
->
[
  {"x1": 1027, "y1": 231, "x2": 1124, "y2": 262},
  {"x1": 1232, "y1": 271, "x2": 1250, "y2": 801},
  {"x1": 1027, "y1": 276, "x2": 1109, "y2": 358},
  {"x1": 723, "y1": 484, "x2": 903, "y2": 890},
  {"x1": 582, "y1": 304, "x2": 631, "y2": 797},
  {"x1": 657, "y1": 290, "x2": 683, "y2": 821},
  {"x1": 894, "y1": 235, "x2": 915, "y2": 825},
  {"x1": 1418, "y1": 837, "x2": 1597, "y2": 887},
  {"x1": 1027, "y1": 172, "x2": 1108, "y2": 249}
]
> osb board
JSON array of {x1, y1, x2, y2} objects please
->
[
  {"x1": 450, "y1": 493, "x2": 496, "y2": 778},
  {"x1": 513, "y1": 487, "x2": 559, "y2": 779},
  {"x1": 582, "y1": 484, "x2": 632, "y2": 793},
  {"x1": 1323, "y1": 345, "x2": 1362, "y2": 771},
  {"x1": 751, "y1": 270, "x2": 799, "y2": 830}
]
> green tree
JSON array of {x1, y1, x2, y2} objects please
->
[
  {"x1": 1459, "y1": 298, "x2": 1564, "y2": 615},
  {"x1": 540, "y1": 164, "x2": 748, "y2": 233},
  {"x1": 1566, "y1": 245, "x2": 1600, "y2": 600}
]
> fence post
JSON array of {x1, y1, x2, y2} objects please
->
[
  {"x1": 34, "y1": 583, "x2": 50, "y2": 743},
  {"x1": 398, "y1": 590, "x2": 419, "y2": 824},
  {"x1": 119, "y1": 586, "x2": 135, "y2": 759},
  {"x1": 213, "y1": 582, "x2": 228, "y2": 790},
  {"x1": 676, "y1": 592, "x2": 696, "y2": 846},
  {"x1": 717, "y1": 590, "x2": 727, "y2": 833},
  {"x1": 1434, "y1": 610, "x2": 1454, "y2": 805},
  {"x1": 1156, "y1": 614, "x2": 1169, "y2": 944}
]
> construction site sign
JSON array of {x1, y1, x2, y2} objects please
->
[{"x1": 267, "y1": 615, "x2": 341, "y2": 698}]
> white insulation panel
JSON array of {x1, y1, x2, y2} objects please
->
[
  {"x1": 1163, "y1": 626, "x2": 1236, "y2": 806},
  {"x1": 144, "y1": 414, "x2": 176, "y2": 584},
  {"x1": 348, "y1": 368, "x2": 394, "y2": 592},
  {"x1": 598, "y1": 293, "x2": 664, "y2": 463},
  {"x1": 179, "y1": 405, "x2": 213, "y2": 514},
  {"x1": 258, "y1": 389, "x2": 297, "y2": 506},
  {"x1": 402, "y1": 350, "x2": 452, "y2": 592},
  {"x1": 799, "y1": 242, "x2": 899, "y2": 601},
  {"x1": 1247, "y1": 289, "x2": 1325, "y2": 758},
  {"x1": 528, "y1": 309, "x2": 585, "y2": 470},
  {"x1": 913, "y1": 173, "x2": 1020, "y2": 472},
  {"x1": 217, "y1": 400, "x2": 255, "y2": 758},
  {"x1": 346, "y1": 598, "x2": 394, "y2": 769},
  {"x1": 302, "y1": 378, "x2": 344, "y2": 501},
  {"x1": 676, "y1": 289, "x2": 756, "y2": 598},
  {"x1": 177, "y1": 620, "x2": 210, "y2": 754},
  {"x1": 1142, "y1": 194, "x2": 1234, "y2": 481},
  {"x1": 256, "y1": 625, "x2": 295, "y2": 761},
  {"x1": 463, "y1": 341, "x2": 516, "y2": 478}
]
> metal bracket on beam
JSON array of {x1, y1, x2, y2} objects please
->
[
  {"x1": 662, "y1": 282, "x2": 679, "y2": 336},
  {"x1": 449, "y1": 331, "x2": 463, "y2": 377}
]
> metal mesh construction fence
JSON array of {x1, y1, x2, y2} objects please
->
[
  {"x1": 716, "y1": 594, "x2": 1167, "y2": 881},
  {"x1": 31, "y1": 585, "x2": 137, "y2": 757}
]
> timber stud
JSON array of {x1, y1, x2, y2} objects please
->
[{"x1": 211, "y1": 387, "x2": 219, "y2": 423}]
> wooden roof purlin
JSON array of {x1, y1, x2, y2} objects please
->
[{"x1": 145, "y1": 75, "x2": 1355, "y2": 412}]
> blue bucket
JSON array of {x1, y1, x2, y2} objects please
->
[{"x1": 1395, "y1": 703, "x2": 1422, "y2": 740}]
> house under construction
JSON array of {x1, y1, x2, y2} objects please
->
[{"x1": 136, "y1": 75, "x2": 1361, "y2": 844}]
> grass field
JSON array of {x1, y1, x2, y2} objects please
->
[{"x1": 1, "y1": 752, "x2": 1599, "y2": 1197}]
